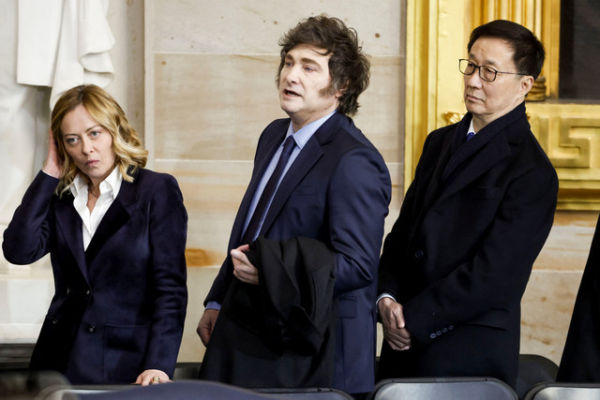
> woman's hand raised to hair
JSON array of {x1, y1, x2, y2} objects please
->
[{"x1": 42, "y1": 129, "x2": 62, "y2": 178}]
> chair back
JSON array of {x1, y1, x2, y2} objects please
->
[
  {"x1": 258, "y1": 387, "x2": 353, "y2": 399},
  {"x1": 49, "y1": 384, "x2": 134, "y2": 399},
  {"x1": 0, "y1": 370, "x2": 72, "y2": 400},
  {"x1": 516, "y1": 354, "x2": 558, "y2": 399},
  {"x1": 524, "y1": 383, "x2": 600, "y2": 400},
  {"x1": 54, "y1": 381, "x2": 352, "y2": 399},
  {"x1": 172, "y1": 362, "x2": 202, "y2": 380},
  {"x1": 370, "y1": 377, "x2": 518, "y2": 400}
]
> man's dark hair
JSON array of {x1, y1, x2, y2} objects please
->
[
  {"x1": 277, "y1": 15, "x2": 370, "y2": 116},
  {"x1": 468, "y1": 19, "x2": 545, "y2": 79}
]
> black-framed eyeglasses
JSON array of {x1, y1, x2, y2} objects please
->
[{"x1": 458, "y1": 58, "x2": 527, "y2": 82}]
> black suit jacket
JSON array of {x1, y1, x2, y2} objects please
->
[
  {"x1": 378, "y1": 103, "x2": 558, "y2": 387},
  {"x1": 2, "y1": 169, "x2": 188, "y2": 384},
  {"x1": 201, "y1": 236, "x2": 336, "y2": 388},
  {"x1": 204, "y1": 112, "x2": 391, "y2": 393},
  {"x1": 557, "y1": 213, "x2": 600, "y2": 382}
]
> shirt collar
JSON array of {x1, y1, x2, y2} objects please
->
[
  {"x1": 467, "y1": 119, "x2": 477, "y2": 136},
  {"x1": 285, "y1": 110, "x2": 337, "y2": 149},
  {"x1": 70, "y1": 166, "x2": 122, "y2": 200}
]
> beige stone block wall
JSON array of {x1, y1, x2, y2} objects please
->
[
  {"x1": 153, "y1": 54, "x2": 404, "y2": 258},
  {"x1": 105, "y1": 0, "x2": 144, "y2": 136}
]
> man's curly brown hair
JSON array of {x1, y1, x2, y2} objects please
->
[{"x1": 276, "y1": 15, "x2": 370, "y2": 116}]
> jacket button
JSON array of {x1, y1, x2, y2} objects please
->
[
  {"x1": 88, "y1": 325, "x2": 96, "y2": 333},
  {"x1": 442, "y1": 327, "x2": 448, "y2": 333},
  {"x1": 414, "y1": 249, "x2": 424, "y2": 259},
  {"x1": 52, "y1": 319, "x2": 58, "y2": 325},
  {"x1": 66, "y1": 287, "x2": 71, "y2": 295},
  {"x1": 85, "y1": 289, "x2": 91, "y2": 296},
  {"x1": 436, "y1": 330, "x2": 442, "y2": 336},
  {"x1": 449, "y1": 325, "x2": 455, "y2": 331},
  {"x1": 429, "y1": 333, "x2": 436, "y2": 339}
]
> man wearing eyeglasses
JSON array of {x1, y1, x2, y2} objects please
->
[{"x1": 376, "y1": 20, "x2": 557, "y2": 388}]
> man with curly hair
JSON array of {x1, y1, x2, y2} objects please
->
[{"x1": 197, "y1": 15, "x2": 391, "y2": 396}]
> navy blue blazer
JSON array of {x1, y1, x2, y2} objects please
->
[
  {"x1": 378, "y1": 103, "x2": 558, "y2": 387},
  {"x1": 2, "y1": 168, "x2": 188, "y2": 384},
  {"x1": 205, "y1": 112, "x2": 391, "y2": 393}
]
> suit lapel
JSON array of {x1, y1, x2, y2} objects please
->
[
  {"x1": 442, "y1": 122, "x2": 503, "y2": 181},
  {"x1": 437, "y1": 135, "x2": 512, "y2": 202},
  {"x1": 54, "y1": 195, "x2": 88, "y2": 283},
  {"x1": 419, "y1": 123, "x2": 466, "y2": 212},
  {"x1": 85, "y1": 178, "x2": 136, "y2": 266},
  {"x1": 442, "y1": 103, "x2": 526, "y2": 183},
  {"x1": 230, "y1": 124, "x2": 287, "y2": 246},
  {"x1": 261, "y1": 138, "x2": 324, "y2": 234},
  {"x1": 436, "y1": 106, "x2": 528, "y2": 203},
  {"x1": 259, "y1": 114, "x2": 340, "y2": 235}
]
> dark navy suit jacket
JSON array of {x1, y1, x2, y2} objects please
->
[
  {"x1": 204, "y1": 112, "x2": 391, "y2": 393},
  {"x1": 3, "y1": 168, "x2": 188, "y2": 384},
  {"x1": 378, "y1": 103, "x2": 558, "y2": 387}
]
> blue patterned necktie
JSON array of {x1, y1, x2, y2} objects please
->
[
  {"x1": 241, "y1": 136, "x2": 296, "y2": 243},
  {"x1": 466, "y1": 131, "x2": 475, "y2": 142}
]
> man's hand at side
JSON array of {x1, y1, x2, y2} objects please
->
[
  {"x1": 231, "y1": 244, "x2": 259, "y2": 285},
  {"x1": 379, "y1": 297, "x2": 412, "y2": 351},
  {"x1": 197, "y1": 309, "x2": 219, "y2": 346}
]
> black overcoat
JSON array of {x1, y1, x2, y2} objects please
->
[
  {"x1": 378, "y1": 103, "x2": 558, "y2": 387},
  {"x1": 200, "y1": 236, "x2": 336, "y2": 388},
  {"x1": 557, "y1": 213, "x2": 600, "y2": 382}
]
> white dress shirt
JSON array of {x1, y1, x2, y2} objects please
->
[
  {"x1": 467, "y1": 119, "x2": 477, "y2": 137},
  {"x1": 70, "y1": 167, "x2": 122, "y2": 250}
]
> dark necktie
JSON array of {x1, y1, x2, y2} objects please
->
[
  {"x1": 241, "y1": 136, "x2": 296, "y2": 243},
  {"x1": 466, "y1": 131, "x2": 475, "y2": 142}
]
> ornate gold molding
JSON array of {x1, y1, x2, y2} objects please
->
[{"x1": 527, "y1": 102, "x2": 600, "y2": 209}]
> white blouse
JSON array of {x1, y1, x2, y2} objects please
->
[{"x1": 69, "y1": 167, "x2": 122, "y2": 250}]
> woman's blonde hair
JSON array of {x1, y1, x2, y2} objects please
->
[{"x1": 51, "y1": 84, "x2": 148, "y2": 195}]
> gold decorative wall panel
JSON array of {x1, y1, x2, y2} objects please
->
[{"x1": 528, "y1": 103, "x2": 600, "y2": 209}]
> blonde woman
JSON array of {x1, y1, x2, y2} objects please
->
[{"x1": 3, "y1": 85, "x2": 188, "y2": 385}]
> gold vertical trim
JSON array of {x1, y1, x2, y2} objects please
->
[
  {"x1": 470, "y1": 0, "x2": 560, "y2": 98},
  {"x1": 404, "y1": 1, "x2": 436, "y2": 185},
  {"x1": 404, "y1": 0, "x2": 468, "y2": 186},
  {"x1": 542, "y1": 0, "x2": 561, "y2": 97}
]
